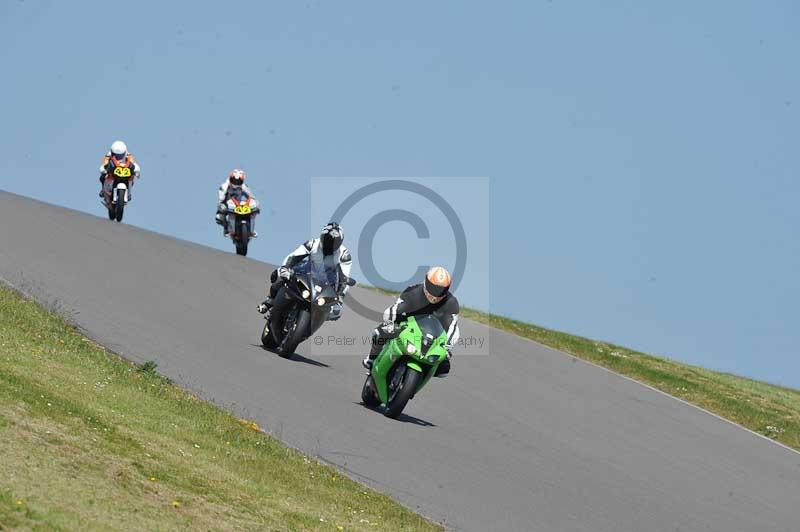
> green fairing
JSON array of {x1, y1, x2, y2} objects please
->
[
  {"x1": 369, "y1": 315, "x2": 448, "y2": 409},
  {"x1": 406, "y1": 362, "x2": 424, "y2": 373}
]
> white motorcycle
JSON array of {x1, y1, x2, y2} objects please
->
[
  {"x1": 102, "y1": 164, "x2": 134, "y2": 223},
  {"x1": 222, "y1": 190, "x2": 260, "y2": 256}
]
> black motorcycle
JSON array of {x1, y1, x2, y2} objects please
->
[{"x1": 261, "y1": 258, "x2": 356, "y2": 357}]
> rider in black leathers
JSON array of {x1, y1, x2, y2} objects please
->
[{"x1": 363, "y1": 266, "x2": 459, "y2": 377}]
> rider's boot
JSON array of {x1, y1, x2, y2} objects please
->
[{"x1": 362, "y1": 336, "x2": 383, "y2": 370}]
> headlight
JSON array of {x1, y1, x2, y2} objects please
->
[
  {"x1": 317, "y1": 297, "x2": 326, "y2": 306},
  {"x1": 406, "y1": 342, "x2": 417, "y2": 354},
  {"x1": 301, "y1": 290, "x2": 310, "y2": 299},
  {"x1": 427, "y1": 354, "x2": 439, "y2": 364}
]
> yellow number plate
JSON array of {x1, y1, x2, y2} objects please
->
[
  {"x1": 234, "y1": 204, "x2": 252, "y2": 215},
  {"x1": 113, "y1": 167, "x2": 132, "y2": 178}
]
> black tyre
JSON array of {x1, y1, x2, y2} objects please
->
[
  {"x1": 235, "y1": 220, "x2": 249, "y2": 256},
  {"x1": 361, "y1": 376, "x2": 381, "y2": 407},
  {"x1": 384, "y1": 366, "x2": 422, "y2": 419},
  {"x1": 261, "y1": 320, "x2": 278, "y2": 349},
  {"x1": 278, "y1": 310, "x2": 310, "y2": 358},
  {"x1": 115, "y1": 193, "x2": 125, "y2": 222}
]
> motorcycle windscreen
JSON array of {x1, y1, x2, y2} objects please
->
[
  {"x1": 230, "y1": 189, "x2": 250, "y2": 202},
  {"x1": 413, "y1": 315, "x2": 445, "y2": 355},
  {"x1": 292, "y1": 258, "x2": 340, "y2": 290}
]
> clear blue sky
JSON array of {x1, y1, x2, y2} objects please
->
[{"x1": 1, "y1": 1, "x2": 798, "y2": 387}]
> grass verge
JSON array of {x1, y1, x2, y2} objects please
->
[
  {"x1": 0, "y1": 284, "x2": 440, "y2": 531},
  {"x1": 368, "y1": 286, "x2": 800, "y2": 452}
]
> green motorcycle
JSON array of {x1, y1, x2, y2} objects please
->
[{"x1": 361, "y1": 314, "x2": 448, "y2": 418}]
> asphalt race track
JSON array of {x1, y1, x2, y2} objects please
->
[{"x1": 1, "y1": 191, "x2": 798, "y2": 531}]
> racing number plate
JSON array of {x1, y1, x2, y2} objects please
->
[{"x1": 113, "y1": 166, "x2": 132, "y2": 178}]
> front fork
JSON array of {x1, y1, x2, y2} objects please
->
[
  {"x1": 227, "y1": 214, "x2": 255, "y2": 236},
  {"x1": 103, "y1": 180, "x2": 129, "y2": 203}
]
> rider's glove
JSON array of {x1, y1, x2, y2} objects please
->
[
  {"x1": 218, "y1": 202, "x2": 227, "y2": 213},
  {"x1": 278, "y1": 266, "x2": 292, "y2": 280},
  {"x1": 379, "y1": 321, "x2": 395, "y2": 335},
  {"x1": 446, "y1": 348, "x2": 453, "y2": 359}
]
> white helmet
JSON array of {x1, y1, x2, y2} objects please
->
[{"x1": 110, "y1": 140, "x2": 128, "y2": 159}]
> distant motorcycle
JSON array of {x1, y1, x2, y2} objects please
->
[
  {"x1": 261, "y1": 258, "x2": 356, "y2": 357},
  {"x1": 222, "y1": 190, "x2": 259, "y2": 256},
  {"x1": 101, "y1": 161, "x2": 134, "y2": 223},
  {"x1": 361, "y1": 314, "x2": 448, "y2": 418}
]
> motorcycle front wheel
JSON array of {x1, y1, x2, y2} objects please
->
[
  {"x1": 277, "y1": 309, "x2": 310, "y2": 358},
  {"x1": 261, "y1": 319, "x2": 278, "y2": 349},
  {"x1": 115, "y1": 197, "x2": 125, "y2": 222},
  {"x1": 235, "y1": 218, "x2": 249, "y2": 256},
  {"x1": 384, "y1": 366, "x2": 422, "y2": 419}
]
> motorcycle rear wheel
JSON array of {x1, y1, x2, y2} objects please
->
[{"x1": 361, "y1": 376, "x2": 381, "y2": 407}]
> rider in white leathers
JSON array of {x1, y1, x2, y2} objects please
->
[
  {"x1": 215, "y1": 169, "x2": 258, "y2": 236},
  {"x1": 258, "y1": 223, "x2": 352, "y2": 321},
  {"x1": 98, "y1": 140, "x2": 140, "y2": 198}
]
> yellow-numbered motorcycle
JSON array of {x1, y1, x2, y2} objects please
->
[
  {"x1": 223, "y1": 190, "x2": 260, "y2": 256},
  {"x1": 102, "y1": 163, "x2": 133, "y2": 223}
]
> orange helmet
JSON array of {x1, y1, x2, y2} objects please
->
[
  {"x1": 228, "y1": 169, "x2": 246, "y2": 187},
  {"x1": 423, "y1": 266, "x2": 452, "y2": 304}
]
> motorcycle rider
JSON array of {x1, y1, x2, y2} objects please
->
[
  {"x1": 363, "y1": 266, "x2": 459, "y2": 377},
  {"x1": 215, "y1": 169, "x2": 258, "y2": 237},
  {"x1": 98, "y1": 140, "x2": 140, "y2": 198},
  {"x1": 257, "y1": 222, "x2": 352, "y2": 321}
]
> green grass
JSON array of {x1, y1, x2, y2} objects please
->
[
  {"x1": 0, "y1": 284, "x2": 441, "y2": 531},
  {"x1": 369, "y1": 286, "x2": 800, "y2": 452}
]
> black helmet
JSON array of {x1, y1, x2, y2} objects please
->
[{"x1": 320, "y1": 222, "x2": 344, "y2": 256}]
